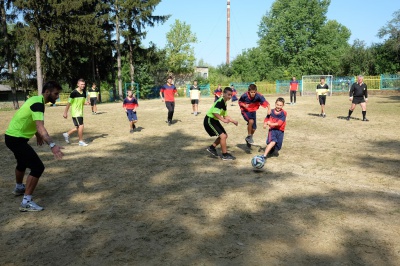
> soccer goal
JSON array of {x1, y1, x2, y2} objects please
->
[{"x1": 301, "y1": 75, "x2": 333, "y2": 96}]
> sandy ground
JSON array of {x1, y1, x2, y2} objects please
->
[{"x1": 1, "y1": 92, "x2": 400, "y2": 265}]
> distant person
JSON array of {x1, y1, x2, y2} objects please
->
[
  {"x1": 316, "y1": 77, "x2": 329, "y2": 118},
  {"x1": 346, "y1": 75, "x2": 369, "y2": 121},
  {"x1": 63, "y1": 78, "x2": 89, "y2": 146},
  {"x1": 160, "y1": 76, "x2": 178, "y2": 126},
  {"x1": 289, "y1": 76, "x2": 299, "y2": 105},
  {"x1": 189, "y1": 80, "x2": 201, "y2": 116},
  {"x1": 238, "y1": 84, "x2": 270, "y2": 146},
  {"x1": 123, "y1": 90, "x2": 139, "y2": 133},
  {"x1": 5, "y1": 81, "x2": 64, "y2": 211},
  {"x1": 230, "y1": 85, "x2": 238, "y2": 106},
  {"x1": 204, "y1": 87, "x2": 238, "y2": 160},
  {"x1": 213, "y1": 84, "x2": 222, "y2": 102},
  {"x1": 262, "y1": 97, "x2": 287, "y2": 159},
  {"x1": 87, "y1": 83, "x2": 99, "y2": 114}
]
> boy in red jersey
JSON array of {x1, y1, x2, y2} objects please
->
[
  {"x1": 213, "y1": 84, "x2": 222, "y2": 102},
  {"x1": 123, "y1": 90, "x2": 139, "y2": 133},
  {"x1": 160, "y1": 76, "x2": 178, "y2": 126},
  {"x1": 289, "y1": 76, "x2": 298, "y2": 105},
  {"x1": 262, "y1": 97, "x2": 287, "y2": 159},
  {"x1": 238, "y1": 84, "x2": 270, "y2": 146}
]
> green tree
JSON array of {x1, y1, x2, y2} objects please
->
[
  {"x1": 256, "y1": 0, "x2": 350, "y2": 79},
  {"x1": 165, "y1": 19, "x2": 197, "y2": 76}
]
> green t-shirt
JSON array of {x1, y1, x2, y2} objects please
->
[
  {"x1": 206, "y1": 97, "x2": 227, "y2": 120},
  {"x1": 69, "y1": 89, "x2": 86, "y2": 117},
  {"x1": 6, "y1": 95, "x2": 45, "y2": 139},
  {"x1": 88, "y1": 87, "x2": 99, "y2": 98}
]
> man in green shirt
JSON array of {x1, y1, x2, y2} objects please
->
[
  {"x1": 63, "y1": 78, "x2": 88, "y2": 146},
  {"x1": 5, "y1": 81, "x2": 64, "y2": 212}
]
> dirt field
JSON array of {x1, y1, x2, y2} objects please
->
[{"x1": 1, "y1": 92, "x2": 400, "y2": 265}]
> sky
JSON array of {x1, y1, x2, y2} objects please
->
[{"x1": 142, "y1": 0, "x2": 400, "y2": 67}]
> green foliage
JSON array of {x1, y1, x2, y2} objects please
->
[{"x1": 165, "y1": 19, "x2": 197, "y2": 75}]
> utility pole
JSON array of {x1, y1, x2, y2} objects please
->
[{"x1": 226, "y1": 0, "x2": 230, "y2": 65}]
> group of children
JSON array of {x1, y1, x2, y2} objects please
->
[{"x1": 207, "y1": 84, "x2": 286, "y2": 161}]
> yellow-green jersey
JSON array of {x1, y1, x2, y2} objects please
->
[
  {"x1": 5, "y1": 95, "x2": 45, "y2": 139},
  {"x1": 316, "y1": 83, "x2": 329, "y2": 96},
  {"x1": 69, "y1": 89, "x2": 86, "y2": 117},
  {"x1": 88, "y1": 87, "x2": 99, "y2": 98},
  {"x1": 206, "y1": 97, "x2": 227, "y2": 120}
]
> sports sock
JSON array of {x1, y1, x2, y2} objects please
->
[
  {"x1": 16, "y1": 183, "x2": 24, "y2": 189},
  {"x1": 348, "y1": 110, "x2": 353, "y2": 117},
  {"x1": 209, "y1": 145, "x2": 216, "y2": 150},
  {"x1": 362, "y1": 111, "x2": 366, "y2": 118},
  {"x1": 22, "y1": 195, "x2": 32, "y2": 204}
]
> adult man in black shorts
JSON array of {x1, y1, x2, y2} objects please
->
[
  {"x1": 346, "y1": 75, "x2": 369, "y2": 121},
  {"x1": 5, "y1": 81, "x2": 64, "y2": 211}
]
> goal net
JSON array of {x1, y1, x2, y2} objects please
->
[{"x1": 301, "y1": 75, "x2": 333, "y2": 96}]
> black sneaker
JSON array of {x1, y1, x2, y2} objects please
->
[
  {"x1": 362, "y1": 118, "x2": 369, "y2": 122},
  {"x1": 346, "y1": 116, "x2": 350, "y2": 121},
  {"x1": 206, "y1": 147, "x2": 218, "y2": 157},
  {"x1": 167, "y1": 121, "x2": 172, "y2": 126},
  {"x1": 221, "y1": 153, "x2": 236, "y2": 160},
  {"x1": 245, "y1": 136, "x2": 254, "y2": 144}
]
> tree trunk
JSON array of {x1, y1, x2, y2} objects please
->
[
  {"x1": 128, "y1": 37, "x2": 135, "y2": 86},
  {"x1": 35, "y1": 38, "x2": 43, "y2": 95}
]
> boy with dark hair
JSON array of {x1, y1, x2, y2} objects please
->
[
  {"x1": 213, "y1": 84, "x2": 222, "y2": 102},
  {"x1": 5, "y1": 81, "x2": 64, "y2": 211},
  {"x1": 87, "y1": 83, "x2": 99, "y2": 114},
  {"x1": 189, "y1": 80, "x2": 201, "y2": 116},
  {"x1": 239, "y1": 84, "x2": 270, "y2": 146},
  {"x1": 316, "y1": 77, "x2": 329, "y2": 117},
  {"x1": 262, "y1": 97, "x2": 287, "y2": 159},
  {"x1": 123, "y1": 90, "x2": 139, "y2": 133},
  {"x1": 289, "y1": 76, "x2": 298, "y2": 105},
  {"x1": 204, "y1": 87, "x2": 238, "y2": 160},
  {"x1": 160, "y1": 76, "x2": 178, "y2": 126}
]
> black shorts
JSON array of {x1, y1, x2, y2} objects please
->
[
  {"x1": 352, "y1": 97, "x2": 365, "y2": 104},
  {"x1": 90, "y1": 97, "x2": 97, "y2": 106},
  {"x1": 191, "y1": 99, "x2": 199, "y2": 104},
  {"x1": 318, "y1": 95, "x2": 326, "y2": 105},
  {"x1": 204, "y1": 116, "x2": 226, "y2": 137},
  {"x1": 72, "y1": 117, "x2": 84, "y2": 127},
  {"x1": 5, "y1": 134, "x2": 45, "y2": 178}
]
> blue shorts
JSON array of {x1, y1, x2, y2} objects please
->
[
  {"x1": 126, "y1": 109, "x2": 138, "y2": 122},
  {"x1": 266, "y1": 129, "x2": 284, "y2": 151},
  {"x1": 241, "y1": 111, "x2": 257, "y2": 129}
]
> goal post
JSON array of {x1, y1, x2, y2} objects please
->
[{"x1": 301, "y1": 75, "x2": 333, "y2": 96}]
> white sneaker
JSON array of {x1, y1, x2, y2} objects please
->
[
  {"x1": 20, "y1": 201, "x2": 44, "y2": 212},
  {"x1": 62, "y1": 133, "x2": 70, "y2": 143},
  {"x1": 78, "y1": 141, "x2": 88, "y2": 146}
]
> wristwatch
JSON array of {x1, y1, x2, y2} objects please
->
[{"x1": 49, "y1": 142, "x2": 56, "y2": 149}]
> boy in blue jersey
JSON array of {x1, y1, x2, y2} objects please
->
[
  {"x1": 123, "y1": 90, "x2": 139, "y2": 133},
  {"x1": 262, "y1": 97, "x2": 287, "y2": 159},
  {"x1": 239, "y1": 84, "x2": 270, "y2": 146},
  {"x1": 204, "y1": 87, "x2": 238, "y2": 160}
]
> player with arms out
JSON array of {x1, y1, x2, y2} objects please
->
[
  {"x1": 262, "y1": 97, "x2": 287, "y2": 159},
  {"x1": 204, "y1": 87, "x2": 238, "y2": 160},
  {"x1": 316, "y1": 77, "x2": 329, "y2": 117},
  {"x1": 346, "y1": 75, "x2": 369, "y2": 121},
  {"x1": 239, "y1": 84, "x2": 270, "y2": 146},
  {"x1": 5, "y1": 81, "x2": 64, "y2": 211},
  {"x1": 123, "y1": 90, "x2": 139, "y2": 133}
]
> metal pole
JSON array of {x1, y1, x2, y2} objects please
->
[{"x1": 226, "y1": 0, "x2": 230, "y2": 65}]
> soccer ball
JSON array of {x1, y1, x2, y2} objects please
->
[{"x1": 251, "y1": 155, "x2": 265, "y2": 169}]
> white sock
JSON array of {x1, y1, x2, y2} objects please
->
[
  {"x1": 22, "y1": 195, "x2": 32, "y2": 204},
  {"x1": 16, "y1": 183, "x2": 25, "y2": 189}
]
